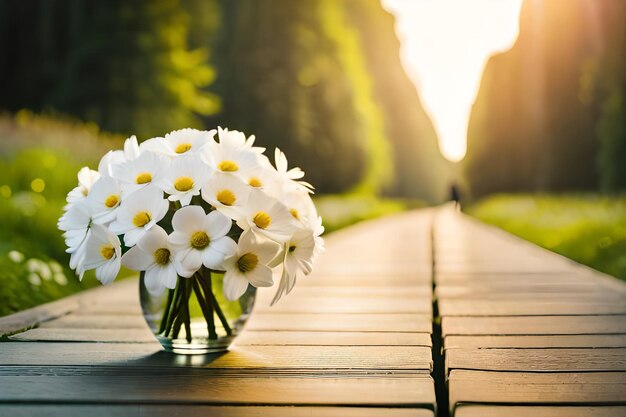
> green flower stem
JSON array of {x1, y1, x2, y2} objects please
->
[
  {"x1": 201, "y1": 270, "x2": 232, "y2": 336},
  {"x1": 158, "y1": 287, "x2": 175, "y2": 334},
  {"x1": 192, "y1": 275, "x2": 217, "y2": 340},
  {"x1": 164, "y1": 278, "x2": 184, "y2": 337},
  {"x1": 183, "y1": 279, "x2": 193, "y2": 343}
]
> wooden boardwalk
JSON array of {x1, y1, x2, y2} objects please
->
[
  {"x1": 0, "y1": 210, "x2": 436, "y2": 416},
  {"x1": 1, "y1": 206, "x2": 626, "y2": 416},
  {"x1": 435, "y1": 208, "x2": 626, "y2": 416}
]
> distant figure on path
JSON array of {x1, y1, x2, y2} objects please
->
[{"x1": 449, "y1": 183, "x2": 461, "y2": 210}]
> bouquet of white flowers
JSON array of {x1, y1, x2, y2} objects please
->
[{"x1": 58, "y1": 127, "x2": 324, "y2": 353}]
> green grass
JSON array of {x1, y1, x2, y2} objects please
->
[
  {"x1": 0, "y1": 111, "x2": 126, "y2": 317},
  {"x1": 467, "y1": 194, "x2": 626, "y2": 280}
]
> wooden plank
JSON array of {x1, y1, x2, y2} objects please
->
[
  {"x1": 0, "y1": 405, "x2": 434, "y2": 417},
  {"x1": 0, "y1": 343, "x2": 432, "y2": 371},
  {"x1": 439, "y1": 300, "x2": 626, "y2": 316},
  {"x1": 298, "y1": 273, "x2": 432, "y2": 287},
  {"x1": 10, "y1": 328, "x2": 432, "y2": 347},
  {"x1": 436, "y1": 283, "x2": 623, "y2": 297},
  {"x1": 442, "y1": 316, "x2": 626, "y2": 336},
  {"x1": 39, "y1": 314, "x2": 147, "y2": 329},
  {"x1": 254, "y1": 295, "x2": 432, "y2": 314},
  {"x1": 235, "y1": 331, "x2": 432, "y2": 347},
  {"x1": 444, "y1": 334, "x2": 626, "y2": 349},
  {"x1": 455, "y1": 405, "x2": 626, "y2": 417},
  {"x1": 446, "y1": 348, "x2": 626, "y2": 373},
  {"x1": 436, "y1": 272, "x2": 602, "y2": 285},
  {"x1": 448, "y1": 370, "x2": 626, "y2": 408},
  {"x1": 247, "y1": 313, "x2": 432, "y2": 333},
  {"x1": 0, "y1": 374, "x2": 436, "y2": 407}
]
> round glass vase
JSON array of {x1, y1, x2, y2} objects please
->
[{"x1": 139, "y1": 267, "x2": 256, "y2": 354}]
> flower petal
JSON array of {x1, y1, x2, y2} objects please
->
[
  {"x1": 122, "y1": 246, "x2": 154, "y2": 271},
  {"x1": 172, "y1": 205, "x2": 206, "y2": 234},
  {"x1": 223, "y1": 271, "x2": 249, "y2": 301}
]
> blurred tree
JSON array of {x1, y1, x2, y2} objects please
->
[
  {"x1": 210, "y1": 0, "x2": 375, "y2": 193},
  {"x1": 0, "y1": 0, "x2": 219, "y2": 138},
  {"x1": 342, "y1": 0, "x2": 450, "y2": 201},
  {"x1": 465, "y1": 0, "x2": 625, "y2": 197}
]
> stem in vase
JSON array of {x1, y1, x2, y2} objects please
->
[
  {"x1": 158, "y1": 287, "x2": 175, "y2": 335},
  {"x1": 192, "y1": 275, "x2": 217, "y2": 340},
  {"x1": 164, "y1": 277, "x2": 184, "y2": 337},
  {"x1": 200, "y1": 269, "x2": 232, "y2": 336},
  {"x1": 183, "y1": 279, "x2": 192, "y2": 343}
]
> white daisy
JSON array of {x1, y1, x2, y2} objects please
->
[
  {"x1": 122, "y1": 225, "x2": 191, "y2": 295},
  {"x1": 67, "y1": 167, "x2": 100, "y2": 203},
  {"x1": 112, "y1": 151, "x2": 168, "y2": 195},
  {"x1": 200, "y1": 172, "x2": 250, "y2": 220},
  {"x1": 157, "y1": 155, "x2": 211, "y2": 206},
  {"x1": 168, "y1": 206, "x2": 237, "y2": 274},
  {"x1": 271, "y1": 228, "x2": 316, "y2": 305},
  {"x1": 274, "y1": 148, "x2": 314, "y2": 193},
  {"x1": 203, "y1": 130, "x2": 262, "y2": 176},
  {"x1": 215, "y1": 126, "x2": 265, "y2": 153},
  {"x1": 143, "y1": 128, "x2": 215, "y2": 157},
  {"x1": 87, "y1": 177, "x2": 122, "y2": 225},
  {"x1": 222, "y1": 230, "x2": 280, "y2": 301},
  {"x1": 123, "y1": 135, "x2": 141, "y2": 160},
  {"x1": 98, "y1": 150, "x2": 126, "y2": 177},
  {"x1": 82, "y1": 223, "x2": 122, "y2": 284},
  {"x1": 109, "y1": 185, "x2": 169, "y2": 247},
  {"x1": 58, "y1": 199, "x2": 92, "y2": 253},
  {"x1": 236, "y1": 189, "x2": 299, "y2": 243}
]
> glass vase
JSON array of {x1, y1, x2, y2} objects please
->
[{"x1": 139, "y1": 267, "x2": 256, "y2": 354}]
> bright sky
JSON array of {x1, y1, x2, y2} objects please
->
[{"x1": 382, "y1": 0, "x2": 523, "y2": 162}]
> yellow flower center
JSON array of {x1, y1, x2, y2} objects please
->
[
  {"x1": 135, "y1": 172, "x2": 152, "y2": 184},
  {"x1": 100, "y1": 245, "x2": 115, "y2": 260},
  {"x1": 104, "y1": 194, "x2": 119, "y2": 208},
  {"x1": 153, "y1": 248, "x2": 171, "y2": 265},
  {"x1": 216, "y1": 189, "x2": 236, "y2": 206},
  {"x1": 237, "y1": 252, "x2": 258, "y2": 273},
  {"x1": 174, "y1": 176, "x2": 194, "y2": 192},
  {"x1": 175, "y1": 143, "x2": 192, "y2": 154},
  {"x1": 288, "y1": 245, "x2": 296, "y2": 253},
  {"x1": 190, "y1": 231, "x2": 210, "y2": 250},
  {"x1": 133, "y1": 211, "x2": 151, "y2": 227},
  {"x1": 289, "y1": 208, "x2": 299, "y2": 219},
  {"x1": 248, "y1": 177, "x2": 262, "y2": 187},
  {"x1": 253, "y1": 211, "x2": 271, "y2": 229},
  {"x1": 218, "y1": 160, "x2": 239, "y2": 172}
]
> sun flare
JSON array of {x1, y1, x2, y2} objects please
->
[{"x1": 382, "y1": 0, "x2": 523, "y2": 162}]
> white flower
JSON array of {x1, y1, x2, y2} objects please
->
[
  {"x1": 123, "y1": 135, "x2": 141, "y2": 160},
  {"x1": 203, "y1": 130, "x2": 262, "y2": 176},
  {"x1": 67, "y1": 167, "x2": 100, "y2": 203},
  {"x1": 274, "y1": 148, "x2": 314, "y2": 192},
  {"x1": 168, "y1": 206, "x2": 237, "y2": 274},
  {"x1": 236, "y1": 189, "x2": 299, "y2": 242},
  {"x1": 82, "y1": 224, "x2": 122, "y2": 284},
  {"x1": 222, "y1": 230, "x2": 280, "y2": 301},
  {"x1": 98, "y1": 150, "x2": 126, "y2": 177},
  {"x1": 112, "y1": 151, "x2": 168, "y2": 195},
  {"x1": 157, "y1": 155, "x2": 211, "y2": 206},
  {"x1": 215, "y1": 127, "x2": 265, "y2": 153},
  {"x1": 8, "y1": 250, "x2": 24, "y2": 263},
  {"x1": 143, "y1": 128, "x2": 215, "y2": 157},
  {"x1": 109, "y1": 185, "x2": 169, "y2": 247},
  {"x1": 58, "y1": 199, "x2": 91, "y2": 252},
  {"x1": 122, "y1": 225, "x2": 190, "y2": 295},
  {"x1": 271, "y1": 228, "x2": 316, "y2": 305},
  {"x1": 87, "y1": 177, "x2": 122, "y2": 224},
  {"x1": 201, "y1": 172, "x2": 250, "y2": 220}
]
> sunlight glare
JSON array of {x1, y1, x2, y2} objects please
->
[{"x1": 382, "y1": 0, "x2": 523, "y2": 162}]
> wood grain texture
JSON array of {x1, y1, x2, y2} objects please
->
[
  {"x1": 0, "y1": 343, "x2": 432, "y2": 371},
  {"x1": 0, "y1": 405, "x2": 434, "y2": 417},
  {"x1": 448, "y1": 370, "x2": 626, "y2": 408},
  {"x1": 0, "y1": 375, "x2": 436, "y2": 406},
  {"x1": 444, "y1": 334, "x2": 626, "y2": 349},
  {"x1": 446, "y1": 348, "x2": 626, "y2": 373},
  {"x1": 442, "y1": 316, "x2": 626, "y2": 336},
  {"x1": 10, "y1": 328, "x2": 432, "y2": 347},
  {"x1": 439, "y1": 300, "x2": 626, "y2": 316},
  {"x1": 454, "y1": 405, "x2": 626, "y2": 417}
]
